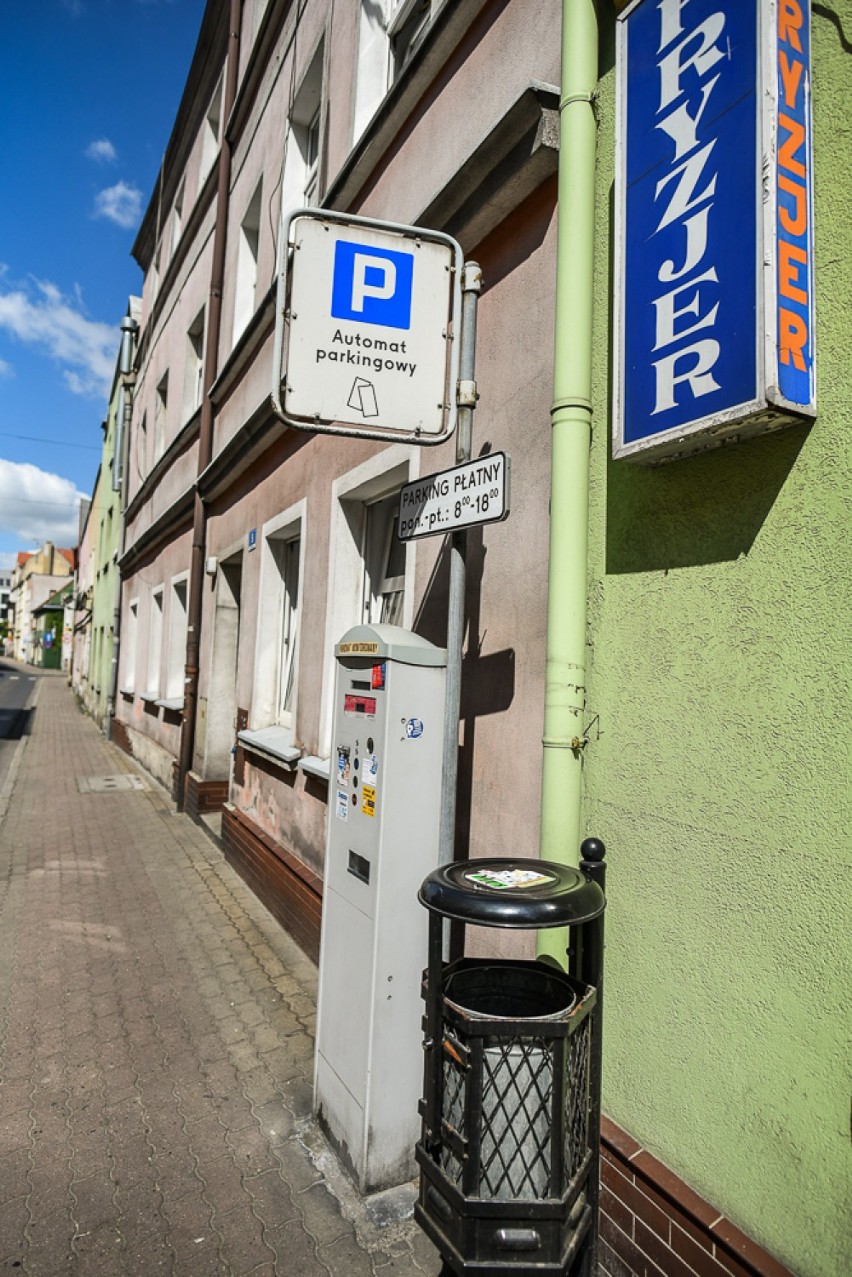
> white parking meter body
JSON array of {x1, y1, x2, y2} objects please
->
[{"x1": 314, "y1": 624, "x2": 446, "y2": 1192}]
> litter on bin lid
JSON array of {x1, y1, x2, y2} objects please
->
[{"x1": 465, "y1": 868, "x2": 557, "y2": 891}]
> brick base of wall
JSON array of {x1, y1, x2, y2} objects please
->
[
  {"x1": 599, "y1": 1115, "x2": 793, "y2": 1277},
  {"x1": 221, "y1": 805, "x2": 322, "y2": 964},
  {"x1": 184, "y1": 771, "x2": 229, "y2": 821},
  {"x1": 110, "y1": 718, "x2": 133, "y2": 757}
]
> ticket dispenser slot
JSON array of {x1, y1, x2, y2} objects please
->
[{"x1": 314, "y1": 624, "x2": 446, "y2": 1193}]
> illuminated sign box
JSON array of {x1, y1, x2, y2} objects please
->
[{"x1": 613, "y1": 0, "x2": 815, "y2": 463}]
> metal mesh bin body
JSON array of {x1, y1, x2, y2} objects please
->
[{"x1": 415, "y1": 855, "x2": 606, "y2": 1277}]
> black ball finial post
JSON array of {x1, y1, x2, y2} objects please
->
[{"x1": 580, "y1": 837, "x2": 606, "y2": 890}]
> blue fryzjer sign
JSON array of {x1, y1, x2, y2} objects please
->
[{"x1": 614, "y1": 0, "x2": 815, "y2": 462}]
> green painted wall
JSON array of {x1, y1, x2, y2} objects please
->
[
  {"x1": 584, "y1": 9, "x2": 851, "y2": 1276},
  {"x1": 90, "y1": 383, "x2": 122, "y2": 723}
]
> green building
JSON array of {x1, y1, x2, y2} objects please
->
[
  {"x1": 571, "y1": 4, "x2": 851, "y2": 1274},
  {"x1": 78, "y1": 299, "x2": 140, "y2": 728},
  {"x1": 32, "y1": 580, "x2": 74, "y2": 671}
]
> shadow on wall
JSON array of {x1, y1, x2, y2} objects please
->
[
  {"x1": 415, "y1": 446, "x2": 516, "y2": 860},
  {"x1": 602, "y1": 181, "x2": 812, "y2": 575},
  {"x1": 605, "y1": 425, "x2": 811, "y2": 575}
]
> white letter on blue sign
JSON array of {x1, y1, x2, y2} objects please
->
[
  {"x1": 657, "y1": 0, "x2": 690, "y2": 53},
  {"x1": 655, "y1": 140, "x2": 717, "y2": 233},
  {"x1": 656, "y1": 75, "x2": 720, "y2": 162},
  {"x1": 351, "y1": 253, "x2": 397, "y2": 313},
  {"x1": 653, "y1": 267, "x2": 719, "y2": 350},
  {"x1": 652, "y1": 339, "x2": 721, "y2": 414},
  {"x1": 658, "y1": 207, "x2": 711, "y2": 283},
  {"x1": 658, "y1": 14, "x2": 727, "y2": 111}
]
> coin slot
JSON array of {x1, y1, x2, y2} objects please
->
[{"x1": 348, "y1": 851, "x2": 370, "y2": 884}]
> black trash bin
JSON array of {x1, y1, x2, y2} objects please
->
[{"x1": 415, "y1": 845, "x2": 606, "y2": 1277}]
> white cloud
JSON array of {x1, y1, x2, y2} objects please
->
[
  {"x1": 86, "y1": 138, "x2": 117, "y2": 163},
  {"x1": 0, "y1": 357, "x2": 13, "y2": 378},
  {"x1": 0, "y1": 278, "x2": 114, "y2": 399},
  {"x1": 94, "y1": 181, "x2": 143, "y2": 230},
  {"x1": 0, "y1": 460, "x2": 86, "y2": 548}
]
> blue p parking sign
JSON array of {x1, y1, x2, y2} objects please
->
[{"x1": 331, "y1": 241, "x2": 414, "y2": 330}]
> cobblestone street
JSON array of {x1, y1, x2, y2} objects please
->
[{"x1": 0, "y1": 669, "x2": 441, "y2": 1276}]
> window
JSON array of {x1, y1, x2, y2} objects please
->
[
  {"x1": 353, "y1": 1, "x2": 437, "y2": 142},
  {"x1": 201, "y1": 74, "x2": 223, "y2": 179},
  {"x1": 170, "y1": 179, "x2": 185, "y2": 258},
  {"x1": 154, "y1": 372, "x2": 169, "y2": 459},
  {"x1": 183, "y1": 307, "x2": 205, "y2": 421},
  {"x1": 146, "y1": 588, "x2": 164, "y2": 697},
  {"x1": 136, "y1": 411, "x2": 148, "y2": 480},
  {"x1": 166, "y1": 576, "x2": 188, "y2": 701},
  {"x1": 303, "y1": 107, "x2": 321, "y2": 206},
  {"x1": 232, "y1": 180, "x2": 262, "y2": 343},
  {"x1": 281, "y1": 44, "x2": 324, "y2": 213},
  {"x1": 123, "y1": 599, "x2": 138, "y2": 691},
  {"x1": 361, "y1": 492, "x2": 405, "y2": 626},
  {"x1": 388, "y1": 0, "x2": 432, "y2": 80},
  {"x1": 318, "y1": 447, "x2": 415, "y2": 757},
  {"x1": 274, "y1": 537, "x2": 301, "y2": 725},
  {"x1": 150, "y1": 243, "x2": 161, "y2": 306},
  {"x1": 251, "y1": 504, "x2": 305, "y2": 741}
]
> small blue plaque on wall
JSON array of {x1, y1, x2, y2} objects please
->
[
  {"x1": 247, "y1": 528, "x2": 257, "y2": 551},
  {"x1": 613, "y1": 0, "x2": 816, "y2": 462}
]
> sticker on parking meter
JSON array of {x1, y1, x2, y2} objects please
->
[
  {"x1": 465, "y1": 868, "x2": 557, "y2": 891},
  {"x1": 361, "y1": 784, "x2": 377, "y2": 817},
  {"x1": 335, "y1": 790, "x2": 349, "y2": 821},
  {"x1": 364, "y1": 754, "x2": 378, "y2": 786},
  {"x1": 337, "y1": 746, "x2": 351, "y2": 787},
  {"x1": 405, "y1": 718, "x2": 424, "y2": 739}
]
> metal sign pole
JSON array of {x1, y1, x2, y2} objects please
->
[{"x1": 438, "y1": 262, "x2": 481, "y2": 872}]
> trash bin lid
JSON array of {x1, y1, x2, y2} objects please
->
[{"x1": 419, "y1": 858, "x2": 605, "y2": 928}]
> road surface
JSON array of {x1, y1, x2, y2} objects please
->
[{"x1": 0, "y1": 660, "x2": 41, "y2": 797}]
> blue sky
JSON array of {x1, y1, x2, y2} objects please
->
[{"x1": 0, "y1": 0, "x2": 205, "y2": 570}]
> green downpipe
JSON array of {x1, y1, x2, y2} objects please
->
[{"x1": 538, "y1": 0, "x2": 598, "y2": 966}]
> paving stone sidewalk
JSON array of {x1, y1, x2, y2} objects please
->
[{"x1": 0, "y1": 672, "x2": 442, "y2": 1277}]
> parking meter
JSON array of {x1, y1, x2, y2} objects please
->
[{"x1": 314, "y1": 624, "x2": 446, "y2": 1192}]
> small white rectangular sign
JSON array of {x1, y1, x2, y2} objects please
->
[
  {"x1": 397, "y1": 453, "x2": 510, "y2": 541},
  {"x1": 274, "y1": 210, "x2": 463, "y2": 445}
]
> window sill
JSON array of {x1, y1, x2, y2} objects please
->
[
  {"x1": 238, "y1": 727, "x2": 301, "y2": 771},
  {"x1": 119, "y1": 687, "x2": 135, "y2": 699},
  {"x1": 156, "y1": 697, "x2": 184, "y2": 712},
  {"x1": 140, "y1": 691, "x2": 160, "y2": 705},
  {"x1": 299, "y1": 755, "x2": 330, "y2": 783}
]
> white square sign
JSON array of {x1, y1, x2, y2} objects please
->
[{"x1": 274, "y1": 210, "x2": 463, "y2": 444}]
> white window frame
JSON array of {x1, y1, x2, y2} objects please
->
[
  {"x1": 122, "y1": 597, "x2": 138, "y2": 692},
  {"x1": 165, "y1": 573, "x2": 189, "y2": 702},
  {"x1": 170, "y1": 179, "x2": 185, "y2": 258},
  {"x1": 183, "y1": 307, "x2": 206, "y2": 422},
  {"x1": 352, "y1": 0, "x2": 438, "y2": 143},
  {"x1": 361, "y1": 491, "x2": 406, "y2": 626},
  {"x1": 201, "y1": 73, "x2": 224, "y2": 180},
  {"x1": 387, "y1": 0, "x2": 433, "y2": 80},
  {"x1": 281, "y1": 42, "x2": 324, "y2": 216},
  {"x1": 232, "y1": 179, "x2": 263, "y2": 344},
  {"x1": 250, "y1": 501, "x2": 306, "y2": 740},
  {"x1": 145, "y1": 587, "x2": 164, "y2": 699},
  {"x1": 154, "y1": 372, "x2": 169, "y2": 460},
  {"x1": 318, "y1": 445, "x2": 418, "y2": 759}
]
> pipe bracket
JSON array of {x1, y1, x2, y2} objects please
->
[{"x1": 551, "y1": 396, "x2": 592, "y2": 414}]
